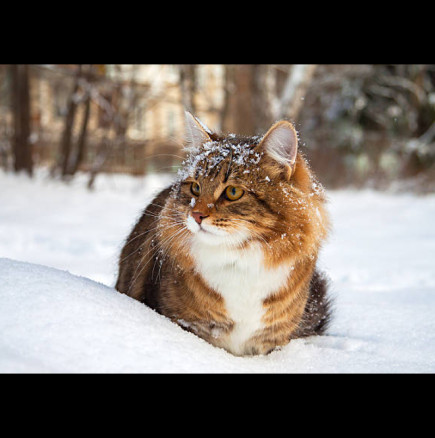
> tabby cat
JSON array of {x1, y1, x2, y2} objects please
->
[{"x1": 116, "y1": 112, "x2": 332, "y2": 356}]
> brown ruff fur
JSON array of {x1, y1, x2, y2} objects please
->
[{"x1": 116, "y1": 115, "x2": 332, "y2": 356}]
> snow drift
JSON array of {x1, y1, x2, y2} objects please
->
[
  {"x1": 1, "y1": 256, "x2": 434, "y2": 373},
  {"x1": 0, "y1": 258, "x2": 241, "y2": 373}
]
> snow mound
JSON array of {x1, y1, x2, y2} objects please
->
[
  {"x1": 0, "y1": 258, "x2": 244, "y2": 373},
  {"x1": 2, "y1": 256, "x2": 435, "y2": 373}
]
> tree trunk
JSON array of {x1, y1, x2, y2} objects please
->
[
  {"x1": 10, "y1": 64, "x2": 32, "y2": 176},
  {"x1": 252, "y1": 64, "x2": 273, "y2": 134},
  {"x1": 219, "y1": 65, "x2": 232, "y2": 132},
  {"x1": 277, "y1": 64, "x2": 317, "y2": 122},
  {"x1": 222, "y1": 65, "x2": 272, "y2": 136},
  {"x1": 179, "y1": 65, "x2": 197, "y2": 114},
  {"x1": 87, "y1": 68, "x2": 139, "y2": 189},
  {"x1": 67, "y1": 91, "x2": 91, "y2": 175},
  {"x1": 59, "y1": 65, "x2": 82, "y2": 177},
  {"x1": 231, "y1": 65, "x2": 256, "y2": 135},
  {"x1": 87, "y1": 136, "x2": 110, "y2": 190}
]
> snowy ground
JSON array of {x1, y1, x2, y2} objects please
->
[{"x1": 1, "y1": 169, "x2": 435, "y2": 373}]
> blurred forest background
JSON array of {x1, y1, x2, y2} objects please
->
[{"x1": 1, "y1": 64, "x2": 435, "y2": 191}]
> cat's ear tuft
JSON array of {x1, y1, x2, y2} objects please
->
[
  {"x1": 259, "y1": 121, "x2": 298, "y2": 173},
  {"x1": 184, "y1": 111, "x2": 212, "y2": 148}
]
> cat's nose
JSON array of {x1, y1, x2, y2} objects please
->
[{"x1": 192, "y1": 211, "x2": 209, "y2": 225}]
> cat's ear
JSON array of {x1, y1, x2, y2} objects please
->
[
  {"x1": 184, "y1": 111, "x2": 212, "y2": 148},
  {"x1": 259, "y1": 121, "x2": 298, "y2": 178}
]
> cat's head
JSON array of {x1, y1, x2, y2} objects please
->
[{"x1": 168, "y1": 112, "x2": 320, "y2": 248}]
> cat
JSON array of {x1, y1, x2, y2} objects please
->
[{"x1": 115, "y1": 112, "x2": 332, "y2": 356}]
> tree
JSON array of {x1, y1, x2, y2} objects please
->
[
  {"x1": 220, "y1": 65, "x2": 317, "y2": 137},
  {"x1": 50, "y1": 65, "x2": 99, "y2": 179},
  {"x1": 221, "y1": 65, "x2": 272, "y2": 136},
  {"x1": 10, "y1": 64, "x2": 32, "y2": 176},
  {"x1": 51, "y1": 64, "x2": 82, "y2": 178},
  {"x1": 87, "y1": 66, "x2": 142, "y2": 189},
  {"x1": 276, "y1": 64, "x2": 317, "y2": 122},
  {"x1": 67, "y1": 89, "x2": 91, "y2": 176},
  {"x1": 179, "y1": 65, "x2": 197, "y2": 114}
]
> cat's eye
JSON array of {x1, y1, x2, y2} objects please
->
[
  {"x1": 191, "y1": 182, "x2": 201, "y2": 196},
  {"x1": 224, "y1": 186, "x2": 244, "y2": 201}
]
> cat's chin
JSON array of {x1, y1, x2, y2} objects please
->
[{"x1": 195, "y1": 229, "x2": 249, "y2": 247}]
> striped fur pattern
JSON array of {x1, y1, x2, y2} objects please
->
[{"x1": 116, "y1": 114, "x2": 332, "y2": 356}]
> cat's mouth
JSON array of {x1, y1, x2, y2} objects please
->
[
  {"x1": 186, "y1": 214, "x2": 225, "y2": 236},
  {"x1": 185, "y1": 213, "x2": 250, "y2": 246}
]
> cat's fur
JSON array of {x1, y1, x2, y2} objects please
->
[{"x1": 116, "y1": 113, "x2": 332, "y2": 356}]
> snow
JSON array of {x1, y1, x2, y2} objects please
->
[
  {"x1": 179, "y1": 138, "x2": 263, "y2": 183},
  {"x1": 0, "y1": 169, "x2": 174, "y2": 286},
  {"x1": 1, "y1": 169, "x2": 435, "y2": 373}
]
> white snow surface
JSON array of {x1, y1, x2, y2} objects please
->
[{"x1": 1, "y1": 169, "x2": 435, "y2": 373}]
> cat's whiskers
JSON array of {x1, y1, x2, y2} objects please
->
[
  {"x1": 157, "y1": 227, "x2": 190, "y2": 282},
  {"x1": 126, "y1": 221, "x2": 187, "y2": 295},
  {"x1": 147, "y1": 202, "x2": 184, "y2": 215},
  {"x1": 121, "y1": 217, "x2": 166, "y2": 246},
  {"x1": 120, "y1": 220, "x2": 184, "y2": 263},
  {"x1": 124, "y1": 206, "x2": 185, "y2": 241},
  {"x1": 166, "y1": 229, "x2": 189, "y2": 277},
  {"x1": 142, "y1": 218, "x2": 189, "y2": 282},
  {"x1": 142, "y1": 211, "x2": 184, "y2": 223},
  {"x1": 151, "y1": 225, "x2": 189, "y2": 281}
]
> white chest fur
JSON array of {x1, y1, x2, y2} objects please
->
[{"x1": 190, "y1": 239, "x2": 293, "y2": 355}]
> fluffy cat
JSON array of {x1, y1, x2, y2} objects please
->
[{"x1": 116, "y1": 112, "x2": 332, "y2": 356}]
